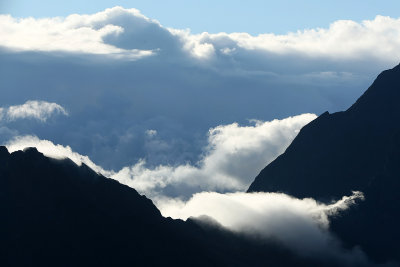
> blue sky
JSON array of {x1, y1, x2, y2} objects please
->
[{"x1": 1, "y1": 0, "x2": 400, "y2": 34}]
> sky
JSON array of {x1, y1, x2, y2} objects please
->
[
  {"x1": 1, "y1": 3, "x2": 399, "y2": 193},
  {"x1": 1, "y1": 2, "x2": 399, "y2": 193},
  {"x1": 0, "y1": 3, "x2": 399, "y2": 264},
  {"x1": 2, "y1": 0, "x2": 400, "y2": 34}
]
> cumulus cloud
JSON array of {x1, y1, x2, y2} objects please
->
[
  {"x1": 0, "y1": 7, "x2": 154, "y2": 59},
  {"x1": 172, "y1": 15, "x2": 400, "y2": 62},
  {"x1": 156, "y1": 191, "x2": 367, "y2": 265},
  {"x1": 3, "y1": 100, "x2": 68, "y2": 122},
  {"x1": 112, "y1": 114, "x2": 316, "y2": 197},
  {"x1": 2, "y1": 7, "x2": 400, "y2": 64}
]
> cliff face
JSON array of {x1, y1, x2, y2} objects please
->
[{"x1": 248, "y1": 64, "x2": 400, "y2": 263}]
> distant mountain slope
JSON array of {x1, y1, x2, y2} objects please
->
[
  {"x1": 248, "y1": 64, "x2": 400, "y2": 264},
  {"x1": 0, "y1": 146, "x2": 319, "y2": 267}
]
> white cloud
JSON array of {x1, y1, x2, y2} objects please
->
[
  {"x1": 1, "y1": 7, "x2": 400, "y2": 64},
  {"x1": 4, "y1": 100, "x2": 68, "y2": 122},
  {"x1": 112, "y1": 113, "x2": 316, "y2": 196},
  {"x1": 5, "y1": 135, "x2": 110, "y2": 176},
  {"x1": 0, "y1": 7, "x2": 153, "y2": 59},
  {"x1": 174, "y1": 15, "x2": 400, "y2": 62},
  {"x1": 156, "y1": 191, "x2": 367, "y2": 265},
  {"x1": 158, "y1": 191, "x2": 363, "y2": 232}
]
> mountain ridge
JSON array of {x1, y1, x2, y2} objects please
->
[
  {"x1": 0, "y1": 145, "x2": 322, "y2": 267},
  {"x1": 248, "y1": 64, "x2": 400, "y2": 264}
]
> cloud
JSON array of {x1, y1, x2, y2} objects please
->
[
  {"x1": 112, "y1": 114, "x2": 316, "y2": 197},
  {"x1": 172, "y1": 15, "x2": 400, "y2": 63},
  {"x1": 156, "y1": 191, "x2": 368, "y2": 265},
  {"x1": 0, "y1": 7, "x2": 154, "y2": 60},
  {"x1": 2, "y1": 7, "x2": 400, "y2": 64},
  {"x1": 1, "y1": 6, "x2": 398, "y2": 175},
  {"x1": 5, "y1": 135, "x2": 110, "y2": 176},
  {"x1": 5, "y1": 113, "x2": 316, "y2": 197},
  {"x1": 1, "y1": 100, "x2": 68, "y2": 122}
]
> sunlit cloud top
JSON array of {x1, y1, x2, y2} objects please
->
[{"x1": 1, "y1": 7, "x2": 400, "y2": 63}]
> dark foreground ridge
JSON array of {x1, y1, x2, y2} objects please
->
[
  {"x1": 248, "y1": 64, "x2": 400, "y2": 264},
  {"x1": 0, "y1": 146, "x2": 322, "y2": 267}
]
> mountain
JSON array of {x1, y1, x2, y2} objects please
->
[
  {"x1": 0, "y1": 146, "x2": 321, "y2": 267},
  {"x1": 248, "y1": 64, "x2": 400, "y2": 264}
]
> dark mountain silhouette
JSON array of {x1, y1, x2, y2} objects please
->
[
  {"x1": 0, "y1": 146, "x2": 324, "y2": 267},
  {"x1": 248, "y1": 64, "x2": 400, "y2": 264}
]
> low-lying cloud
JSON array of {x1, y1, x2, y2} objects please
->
[
  {"x1": 6, "y1": 113, "x2": 316, "y2": 198},
  {"x1": 157, "y1": 191, "x2": 368, "y2": 265}
]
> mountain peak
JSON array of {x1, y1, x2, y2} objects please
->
[{"x1": 347, "y1": 63, "x2": 400, "y2": 117}]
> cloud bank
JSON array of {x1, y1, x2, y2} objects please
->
[
  {"x1": 112, "y1": 114, "x2": 316, "y2": 196},
  {"x1": 173, "y1": 15, "x2": 400, "y2": 63},
  {"x1": 5, "y1": 113, "x2": 316, "y2": 198},
  {"x1": 157, "y1": 191, "x2": 367, "y2": 265},
  {"x1": 2, "y1": 7, "x2": 400, "y2": 63}
]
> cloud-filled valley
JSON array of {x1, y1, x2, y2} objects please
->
[
  {"x1": 158, "y1": 191, "x2": 368, "y2": 265},
  {"x1": 2, "y1": 6, "x2": 400, "y2": 265},
  {"x1": 4, "y1": 125, "x2": 371, "y2": 265}
]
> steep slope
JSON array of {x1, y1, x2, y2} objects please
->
[
  {"x1": 0, "y1": 146, "x2": 319, "y2": 267},
  {"x1": 248, "y1": 64, "x2": 400, "y2": 264}
]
